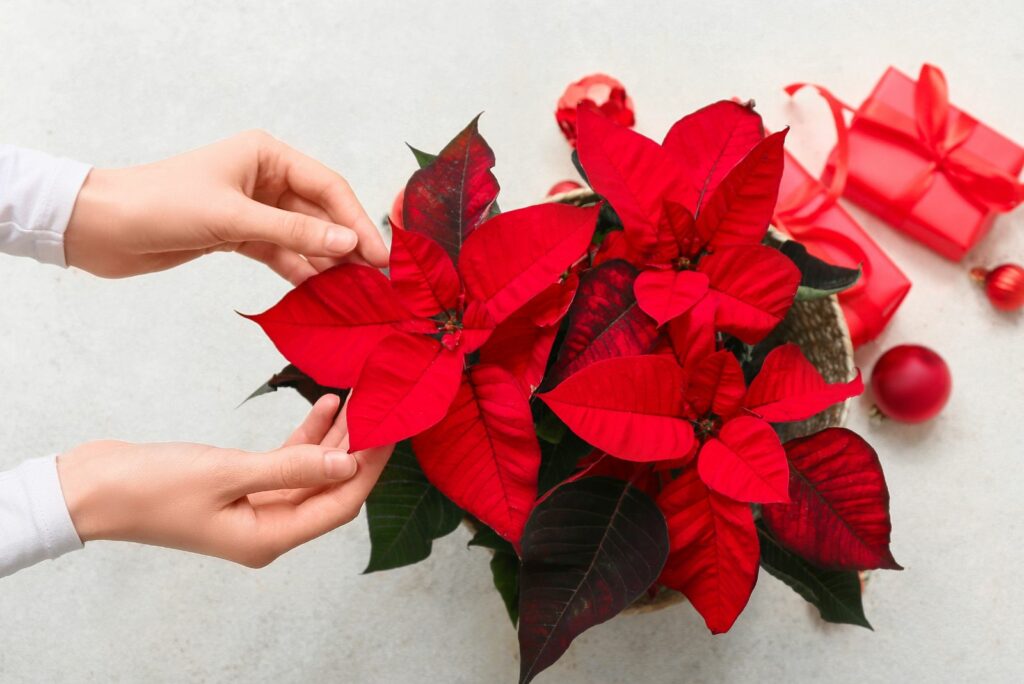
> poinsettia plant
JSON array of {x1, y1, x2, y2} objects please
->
[{"x1": 245, "y1": 101, "x2": 899, "y2": 684}]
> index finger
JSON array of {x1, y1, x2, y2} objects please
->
[{"x1": 269, "y1": 139, "x2": 390, "y2": 268}]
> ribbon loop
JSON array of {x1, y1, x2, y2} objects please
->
[{"x1": 858, "y1": 64, "x2": 1023, "y2": 214}]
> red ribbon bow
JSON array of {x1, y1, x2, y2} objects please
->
[{"x1": 855, "y1": 64, "x2": 1023, "y2": 213}]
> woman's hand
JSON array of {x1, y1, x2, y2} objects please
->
[
  {"x1": 57, "y1": 394, "x2": 392, "y2": 568},
  {"x1": 64, "y1": 130, "x2": 389, "y2": 283}
]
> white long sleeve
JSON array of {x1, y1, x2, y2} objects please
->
[
  {"x1": 0, "y1": 145, "x2": 92, "y2": 266},
  {"x1": 0, "y1": 456, "x2": 83, "y2": 577},
  {"x1": 1, "y1": 145, "x2": 91, "y2": 577}
]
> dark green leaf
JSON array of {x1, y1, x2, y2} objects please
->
[
  {"x1": 779, "y1": 240, "x2": 862, "y2": 301},
  {"x1": 723, "y1": 326, "x2": 787, "y2": 385},
  {"x1": 242, "y1": 365, "x2": 347, "y2": 407},
  {"x1": 597, "y1": 202, "x2": 623, "y2": 234},
  {"x1": 467, "y1": 524, "x2": 507, "y2": 551},
  {"x1": 364, "y1": 442, "x2": 462, "y2": 573},
  {"x1": 532, "y1": 401, "x2": 566, "y2": 445},
  {"x1": 407, "y1": 144, "x2": 437, "y2": 169},
  {"x1": 518, "y1": 477, "x2": 669, "y2": 684},
  {"x1": 570, "y1": 149, "x2": 589, "y2": 185},
  {"x1": 757, "y1": 522, "x2": 871, "y2": 629},
  {"x1": 489, "y1": 548, "x2": 521, "y2": 626},
  {"x1": 469, "y1": 525, "x2": 520, "y2": 625},
  {"x1": 537, "y1": 430, "x2": 592, "y2": 494}
]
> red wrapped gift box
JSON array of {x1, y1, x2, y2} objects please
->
[
  {"x1": 820, "y1": 65, "x2": 1024, "y2": 261},
  {"x1": 775, "y1": 150, "x2": 911, "y2": 347},
  {"x1": 774, "y1": 83, "x2": 911, "y2": 347}
]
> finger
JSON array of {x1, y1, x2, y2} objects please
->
[
  {"x1": 235, "y1": 241, "x2": 319, "y2": 285},
  {"x1": 277, "y1": 191, "x2": 345, "y2": 273},
  {"x1": 228, "y1": 444, "x2": 359, "y2": 496},
  {"x1": 282, "y1": 394, "x2": 342, "y2": 447},
  {"x1": 277, "y1": 190, "x2": 332, "y2": 221},
  {"x1": 269, "y1": 140, "x2": 390, "y2": 268},
  {"x1": 226, "y1": 200, "x2": 359, "y2": 258},
  {"x1": 313, "y1": 399, "x2": 349, "y2": 450},
  {"x1": 249, "y1": 396, "x2": 345, "y2": 506},
  {"x1": 263, "y1": 443, "x2": 394, "y2": 550}
]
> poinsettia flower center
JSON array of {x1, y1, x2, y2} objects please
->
[
  {"x1": 673, "y1": 256, "x2": 693, "y2": 271},
  {"x1": 694, "y1": 416, "x2": 723, "y2": 440},
  {"x1": 432, "y1": 310, "x2": 465, "y2": 350}
]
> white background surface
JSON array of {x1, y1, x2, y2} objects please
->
[{"x1": 2, "y1": 1, "x2": 1023, "y2": 682}]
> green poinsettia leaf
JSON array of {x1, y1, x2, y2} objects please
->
[
  {"x1": 467, "y1": 524, "x2": 506, "y2": 551},
  {"x1": 241, "y1": 364, "x2": 347, "y2": 407},
  {"x1": 469, "y1": 525, "x2": 520, "y2": 625},
  {"x1": 364, "y1": 441, "x2": 462, "y2": 573},
  {"x1": 489, "y1": 548, "x2": 521, "y2": 626},
  {"x1": 757, "y1": 522, "x2": 872, "y2": 629},
  {"x1": 723, "y1": 325, "x2": 788, "y2": 385},
  {"x1": 407, "y1": 144, "x2": 438, "y2": 169},
  {"x1": 538, "y1": 431, "x2": 592, "y2": 494},
  {"x1": 779, "y1": 240, "x2": 861, "y2": 301},
  {"x1": 571, "y1": 149, "x2": 590, "y2": 186},
  {"x1": 533, "y1": 402, "x2": 567, "y2": 445}
]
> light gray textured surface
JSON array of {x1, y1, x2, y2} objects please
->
[{"x1": 2, "y1": 1, "x2": 1023, "y2": 682}]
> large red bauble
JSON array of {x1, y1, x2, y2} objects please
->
[
  {"x1": 972, "y1": 264, "x2": 1024, "y2": 311},
  {"x1": 870, "y1": 345, "x2": 951, "y2": 423},
  {"x1": 556, "y1": 74, "x2": 635, "y2": 147}
]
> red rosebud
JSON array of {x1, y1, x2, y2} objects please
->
[{"x1": 555, "y1": 73, "x2": 635, "y2": 147}]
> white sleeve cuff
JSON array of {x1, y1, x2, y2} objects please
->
[
  {"x1": 0, "y1": 455, "x2": 84, "y2": 578},
  {"x1": 0, "y1": 145, "x2": 92, "y2": 267}
]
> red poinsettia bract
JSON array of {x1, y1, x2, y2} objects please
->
[
  {"x1": 541, "y1": 344, "x2": 862, "y2": 502},
  {"x1": 575, "y1": 103, "x2": 802, "y2": 347},
  {"x1": 249, "y1": 118, "x2": 599, "y2": 541}
]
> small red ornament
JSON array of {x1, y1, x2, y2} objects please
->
[
  {"x1": 970, "y1": 263, "x2": 1024, "y2": 311},
  {"x1": 388, "y1": 189, "x2": 405, "y2": 231},
  {"x1": 870, "y1": 345, "x2": 951, "y2": 423},
  {"x1": 556, "y1": 74, "x2": 635, "y2": 147},
  {"x1": 546, "y1": 180, "x2": 583, "y2": 197}
]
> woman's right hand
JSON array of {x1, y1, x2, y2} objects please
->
[
  {"x1": 57, "y1": 394, "x2": 392, "y2": 568},
  {"x1": 63, "y1": 130, "x2": 390, "y2": 283}
]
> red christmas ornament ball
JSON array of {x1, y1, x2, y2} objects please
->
[
  {"x1": 971, "y1": 263, "x2": 1024, "y2": 311},
  {"x1": 870, "y1": 345, "x2": 951, "y2": 423},
  {"x1": 389, "y1": 188, "x2": 405, "y2": 231},
  {"x1": 556, "y1": 74, "x2": 635, "y2": 147},
  {"x1": 546, "y1": 180, "x2": 583, "y2": 197}
]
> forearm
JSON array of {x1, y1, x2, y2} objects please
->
[
  {"x1": 0, "y1": 145, "x2": 91, "y2": 266},
  {"x1": 0, "y1": 455, "x2": 83, "y2": 578}
]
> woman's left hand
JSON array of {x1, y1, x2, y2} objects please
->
[{"x1": 58, "y1": 394, "x2": 393, "y2": 568}]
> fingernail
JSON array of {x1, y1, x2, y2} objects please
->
[
  {"x1": 325, "y1": 451, "x2": 358, "y2": 479},
  {"x1": 325, "y1": 227, "x2": 357, "y2": 254}
]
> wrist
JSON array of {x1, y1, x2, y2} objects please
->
[
  {"x1": 64, "y1": 168, "x2": 128, "y2": 271},
  {"x1": 57, "y1": 440, "x2": 124, "y2": 542}
]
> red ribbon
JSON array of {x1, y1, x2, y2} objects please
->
[
  {"x1": 853, "y1": 64, "x2": 1023, "y2": 214},
  {"x1": 773, "y1": 83, "x2": 871, "y2": 297}
]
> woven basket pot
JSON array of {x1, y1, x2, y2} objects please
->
[{"x1": 539, "y1": 187, "x2": 857, "y2": 614}]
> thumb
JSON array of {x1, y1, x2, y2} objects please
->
[
  {"x1": 225, "y1": 200, "x2": 360, "y2": 257},
  {"x1": 227, "y1": 444, "x2": 359, "y2": 495}
]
